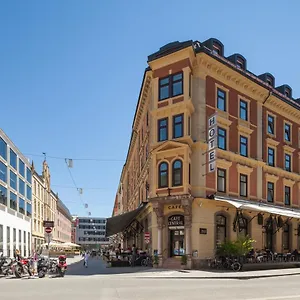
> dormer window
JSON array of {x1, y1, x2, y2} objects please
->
[
  {"x1": 266, "y1": 77, "x2": 273, "y2": 86},
  {"x1": 236, "y1": 59, "x2": 244, "y2": 69},
  {"x1": 285, "y1": 89, "x2": 290, "y2": 97},
  {"x1": 212, "y1": 43, "x2": 221, "y2": 55}
]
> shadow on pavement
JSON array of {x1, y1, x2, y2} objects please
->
[{"x1": 66, "y1": 257, "x2": 167, "y2": 276}]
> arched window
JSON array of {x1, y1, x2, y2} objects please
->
[
  {"x1": 216, "y1": 215, "x2": 227, "y2": 247},
  {"x1": 282, "y1": 223, "x2": 290, "y2": 251},
  {"x1": 158, "y1": 162, "x2": 168, "y2": 188},
  {"x1": 172, "y1": 160, "x2": 183, "y2": 186}
]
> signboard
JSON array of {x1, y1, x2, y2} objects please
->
[
  {"x1": 45, "y1": 227, "x2": 52, "y2": 234},
  {"x1": 199, "y1": 228, "x2": 207, "y2": 235},
  {"x1": 144, "y1": 232, "x2": 150, "y2": 244},
  {"x1": 168, "y1": 215, "x2": 184, "y2": 228},
  {"x1": 207, "y1": 114, "x2": 217, "y2": 173},
  {"x1": 43, "y1": 220, "x2": 54, "y2": 228}
]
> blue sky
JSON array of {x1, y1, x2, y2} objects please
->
[{"x1": 1, "y1": 0, "x2": 299, "y2": 218}]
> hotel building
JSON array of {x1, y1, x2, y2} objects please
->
[{"x1": 106, "y1": 38, "x2": 300, "y2": 269}]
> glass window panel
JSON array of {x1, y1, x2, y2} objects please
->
[
  {"x1": 267, "y1": 182, "x2": 274, "y2": 202},
  {"x1": 284, "y1": 123, "x2": 291, "y2": 142},
  {"x1": 0, "y1": 162, "x2": 7, "y2": 182},
  {"x1": 173, "y1": 73, "x2": 182, "y2": 81},
  {"x1": 159, "y1": 85, "x2": 169, "y2": 100},
  {"x1": 10, "y1": 149, "x2": 17, "y2": 170},
  {"x1": 19, "y1": 198, "x2": 25, "y2": 214},
  {"x1": 173, "y1": 115, "x2": 183, "y2": 138},
  {"x1": 268, "y1": 115, "x2": 274, "y2": 134},
  {"x1": 217, "y1": 89, "x2": 226, "y2": 111},
  {"x1": 240, "y1": 136, "x2": 248, "y2": 157},
  {"x1": 268, "y1": 148, "x2": 275, "y2": 166},
  {"x1": 10, "y1": 192, "x2": 17, "y2": 211},
  {"x1": 19, "y1": 179, "x2": 25, "y2": 196},
  {"x1": 26, "y1": 167, "x2": 32, "y2": 184},
  {"x1": 218, "y1": 128, "x2": 226, "y2": 150},
  {"x1": 0, "y1": 185, "x2": 7, "y2": 206},
  {"x1": 26, "y1": 185, "x2": 32, "y2": 201},
  {"x1": 19, "y1": 159, "x2": 25, "y2": 177},
  {"x1": 240, "y1": 100, "x2": 248, "y2": 121},
  {"x1": 0, "y1": 138, "x2": 7, "y2": 161},
  {"x1": 172, "y1": 81, "x2": 182, "y2": 96},
  {"x1": 10, "y1": 171, "x2": 17, "y2": 190}
]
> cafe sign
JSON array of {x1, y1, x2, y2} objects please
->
[{"x1": 168, "y1": 215, "x2": 184, "y2": 228}]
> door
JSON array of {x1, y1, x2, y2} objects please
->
[{"x1": 170, "y1": 229, "x2": 185, "y2": 257}]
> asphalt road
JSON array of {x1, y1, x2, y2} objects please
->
[{"x1": 1, "y1": 258, "x2": 300, "y2": 300}]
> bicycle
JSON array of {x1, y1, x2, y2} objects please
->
[{"x1": 141, "y1": 256, "x2": 152, "y2": 267}]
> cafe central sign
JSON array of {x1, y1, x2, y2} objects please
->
[
  {"x1": 207, "y1": 114, "x2": 217, "y2": 173},
  {"x1": 168, "y1": 215, "x2": 184, "y2": 228}
]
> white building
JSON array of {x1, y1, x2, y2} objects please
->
[
  {"x1": 0, "y1": 129, "x2": 32, "y2": 257},
  {"x1": 75, "y1": 217, "x2": 109, "y2": 248}
]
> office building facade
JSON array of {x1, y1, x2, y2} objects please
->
[{"x1": 0, "y1": 129, "x2": 32, "y2": 257}]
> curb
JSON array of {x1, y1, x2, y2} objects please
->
[{"x1": 136, "y1": 271, "x2": 300, "y2": 280}]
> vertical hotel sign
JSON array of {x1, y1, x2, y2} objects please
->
[{"x1": 207, "y1": 114, "x2": 217, "y2": 173}]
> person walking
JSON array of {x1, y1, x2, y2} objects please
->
[{"x1": 83, "y1": 252, "x2": 89, "y2": 268}]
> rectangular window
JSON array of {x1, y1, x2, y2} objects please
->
[
  {"x1": 26, "y1": 203, "x2": 32, "y2": 217},
  {"x1": 19, "y1": 159, "x2": 25, "y2": 177},
  {"x1": 217, "y1": 127, "x2": 227, "y2": 150},
  {"x1": 0, "y1": 161, "x2": 7, "y2": 183},
  {"x1": 10, "y1": 171, "x2": 17, "y2": 190},
  {"x1": 267, "y1": 147, "x2": 275, "y2": 167},
  {"x1": 217, "y1": 168, "x2": 226, "y2": 193},
  {"x1": 267, "y1": 115, "x2": 275, "y2": 135},
  {"x1": 19, "y1": 198, "x2": 25, "y2": 214},
  {"x1": 285, "y1": 186, "x2": 291, "y2": 206},
  {"x1": 284, "y1": 123, "x2": 291, "y2": 142},
  {"x1": 26, "y1": 185, "x2": 32, "y2": 201},
  {"x1": 159, "y1": 73, "x2": 183, "y2": 101},
  {"x1": 0, "y1": 138, "x2": 7, "y2": 161},
  {"x1": 23, "y1": 231, "x2": 26, "y2": 257},
  {"x1": 0, "y1": 185, "x2": 7, "y2": 206},
  {"x1": 7, "y1": 227, "x2": 10, "y2": 257},
  {"x1": 19, "y1": 229, "x2": 21, "y2": 243},
  {"x1": 267, "y1": 182, "x2": 274, "y2": 202},
  {"x1": 173, "y1": 114, "x2": 184, "y2": 138},
  {"x1": 10, "y1": 149, "x2": 17, "y2": 170},
  {"x1": 217, "y1": 88, "x2": 226, "y2": 111},
  {"x1": 13, "y1": 228, "x2": 16, "y2": 252},
  {"x1": 0, "y1": 225, "x2": 3, "y2": 254},
  {"x1": 19, "y1": 179, "x2": 25, "y2": 196},
  {"x1": 240, "y1": 136, "x2": 248, "y2": 157},
  {"x1": 240, "y1": 174, "x2": 248, "y2": 197},
  {"x1": 285, "y1": 154, "x2": 291, "y2": 172},
  {"x1": 158, "y1": 118, "x2": 168, "y2": 142},
  {"x1": 239, "y1": 100, "x2": 248, "y2": 121},
  {"x1": 10, "y1": 192, "x2": 17, "y2": 211}
]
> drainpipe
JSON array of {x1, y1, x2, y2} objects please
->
[{"x1": 261, "y1": 90, "x2": 272, "y2": 160}]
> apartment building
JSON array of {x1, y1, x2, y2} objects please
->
[
  {"x1": 106, "y1": 38, "x2": 300, "y2": 269},
  {"x1": 0, "y1": 129, "x2": 32, "y2": 257}
]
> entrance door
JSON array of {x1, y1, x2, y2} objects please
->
[{"x1": 170, "y1": 229, "x2": 184, "y2": 257}]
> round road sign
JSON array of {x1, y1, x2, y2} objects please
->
[{"x1": 45, "y1": 227, "x2": 52, "y2": 234}]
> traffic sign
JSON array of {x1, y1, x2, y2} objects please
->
[
  {"x1": 45, "y1": 227, "x2": 52, "y2": 234},
  {"x1": 144, "y1": 232, "x2": 150, "y2": 244},
  {"x1": 43, "y1": 221, "x2": 54, "y2": 228}
]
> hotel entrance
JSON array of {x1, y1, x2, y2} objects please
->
[{"x1": 168, "y1": 215, "x2": 185, "y2": 257}]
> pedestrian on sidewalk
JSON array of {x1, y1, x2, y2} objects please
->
[{"x1": 83, "y1": 252, "x2": 89, "y2": 268}]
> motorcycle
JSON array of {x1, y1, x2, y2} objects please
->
[
  {"x1": 38, "y1": 255, "x2": 67, "y2": 278},
  {"x1": 13, "y1": 258, "x2": 33, "y2": 278},
  {"x1": 0, "y1": 256, "x2": 14, "y2": 277}
]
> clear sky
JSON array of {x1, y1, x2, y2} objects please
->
[{"x1": 1, "y1": 0, "x2": 299, "y2": 218}]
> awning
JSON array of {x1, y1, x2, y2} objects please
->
[
  {"x1": 213, "y1": 196, "x2": 300, "y2": 219},
  {"x1": 105, "y1": 203, "x2": 146, "y2": 237}
]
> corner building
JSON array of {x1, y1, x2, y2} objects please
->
[{"x1": 107, "y1": 39, "x2": 300, "y2": 269}]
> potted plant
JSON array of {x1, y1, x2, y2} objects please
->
[
  {"x1": 153, "y1": 255, "x2": 159, "y2": 268},
  {"x1": 181, "y1": 254, "x2": 187, "y2": 269}
]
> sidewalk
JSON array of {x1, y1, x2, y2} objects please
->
[
  {"x1": 66, "y1": 255, "x2": 83, "y2": 266},
  {"x1": 124, "y1": 267, "x2": 300, "y2": 280}
]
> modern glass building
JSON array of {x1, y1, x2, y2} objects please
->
[{"x1": 0, "y1": 129, "x2": 32, "y2": 257}]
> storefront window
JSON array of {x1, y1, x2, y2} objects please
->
[
  {"x1": 216, "y1": 215, "x2": 226, "y2": 247},
  {"x1": 282, "y1": 223, "x2": 290, "y2": 251}
]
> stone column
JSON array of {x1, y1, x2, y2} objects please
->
[
  {"x1": 182, "y1": 198, "x2": 192, "y2": 269},
  {"x1": 153, "y1": 202, "x2": 164, "y2": 267}
]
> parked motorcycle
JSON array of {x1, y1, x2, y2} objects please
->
[
  {"x1": 0, "y1": 256, "x2": 14, "y2": 277},
  {"x1": 13, "y1": 257, "x2": 33, "y2": 278},
  {"x1": 38, "y1": 255, "x2": 67, "y2": 278}
]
